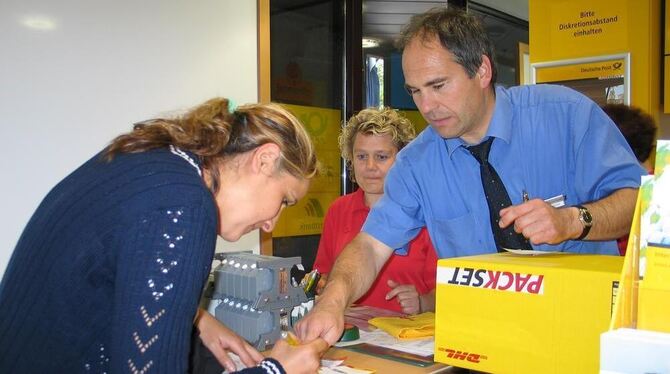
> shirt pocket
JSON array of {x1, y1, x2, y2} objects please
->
[
  {"x1": 431, "y1": 213, "x2": 491, "y2": 257},
  {"x1": 537, "y1": 189, "x2": 569, "y2": 208}
]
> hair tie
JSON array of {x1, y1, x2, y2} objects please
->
[{"x1": 227, "y1": 99, "x2": 238, "y2": 113}]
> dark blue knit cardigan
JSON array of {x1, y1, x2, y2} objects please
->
[{"x1": 0, "y1": 147, "x2": 285, "y2": 374}]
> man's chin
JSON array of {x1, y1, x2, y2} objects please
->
[{"x1": 433, "y1": 126, "x2": 457, "y2": 139}]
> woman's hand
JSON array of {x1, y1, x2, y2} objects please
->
[
  {"x1": 385, "y1": 280, "x2": 436, "y2": 315},
  {"x1": 194, "y1": 308, "x2": 264, "y2": 372},
  {"x1": 268, "y1": 337, "x2": 329, "y2": 374},
  {"x1": 385, "y1": 279, "x2": 421, "y2": 314}
]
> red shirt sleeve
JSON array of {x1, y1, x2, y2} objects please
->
[{"x1": 312, "y1": 202, "x2": 338, "y2": 274}]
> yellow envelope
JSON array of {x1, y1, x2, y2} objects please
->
[{"x1": 368, "y1": 312, "x2": 435, "y2": 340}]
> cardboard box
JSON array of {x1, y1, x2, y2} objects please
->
[{"x1": 435, "y1": 253, "x2": 622, "y2": 373}]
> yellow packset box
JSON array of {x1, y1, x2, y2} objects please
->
[{"x1": 434, "y1": 253, "x2": 622, "y2": 373}]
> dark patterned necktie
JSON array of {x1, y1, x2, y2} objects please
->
[{"x1": 468, "y1": 137, "x2": 532, "y2": 252}]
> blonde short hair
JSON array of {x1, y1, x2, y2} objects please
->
[{"x1": 338, "y1": 107, "x2": 416, "y2": 168}]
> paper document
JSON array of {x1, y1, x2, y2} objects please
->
[
  {"x1": 335, "y1": 328, "x2": 434, "y2": 357},
  {"x1": 503, "y1": 248, "x2": 561, "y2": 255}
]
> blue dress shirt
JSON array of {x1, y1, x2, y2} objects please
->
[{"x1": 363, "y1": 84, "x2": 645, "y2": 258}]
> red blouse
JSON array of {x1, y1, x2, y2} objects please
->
[{"x1": 313, "y1": 189, "x2": 437, "y2": 312}]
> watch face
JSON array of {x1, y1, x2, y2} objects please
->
[{"x1": 580, "y1": 208, "x2": 593, "y2": 225}]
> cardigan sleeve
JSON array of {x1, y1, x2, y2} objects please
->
[{"x1": 233, "y1": 358, "x2": 287, "y2": 374}]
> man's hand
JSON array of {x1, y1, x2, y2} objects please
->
[
  {"x1": 499, "y1": 199, "x2": 580, "y2": 245},
  {"x1": 385, "y1": 279, "x2": 421, "y2": 314},
  {"x1": 294, "y1": 298, "x2": 345, "y2": 346},
  {"x1": 195, "y1": 309, "x2": 263, "y2": 372},
  {"x1": 297, "y1": 232, "x2": 394, "y2": 345}
]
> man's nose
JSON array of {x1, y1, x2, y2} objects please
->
[{"x1": 416, "y1": 91, "x2": 437, "y2": 115}]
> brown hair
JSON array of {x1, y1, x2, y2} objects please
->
[
  {"x1": 396, "y1": 7, "x2": 498, "y2": 86},
  {"x1": 106, "y1": 98, "x2": 318, "y2": 192},
  {"x1": 338, "y1": 107, "x2": 416, "y2": 174},
  {"x1": 601, "y1": 103, "x2": 657, "y2": 163}
]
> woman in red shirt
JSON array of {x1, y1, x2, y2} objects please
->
[{"x1": 312, "y1": 107, "x2": 437, "y2": 314}]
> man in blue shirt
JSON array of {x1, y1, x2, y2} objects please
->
[{"x1": 296, "y1": 8, "x2": 644, "y2": 345}]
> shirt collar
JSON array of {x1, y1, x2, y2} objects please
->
[
  {"x1": 351, "y1": 188, "x2": 370, "y2": 214},
  {"x1": 439, "y1": 85, "x2": 513, "y2": 157}
]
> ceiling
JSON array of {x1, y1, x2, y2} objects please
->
[
  {"x1": 362, "y1": 0, "x2": 529, "y2": 69},
  {"x1": 473, "y1": 0, "x2": 528, "y2": 21},
  {"x1": 363, "y1": 0, "x2": 528, "y2": 49},
  {"x1": 270, "y1": 0, "x2": 530, "y2": 72}
]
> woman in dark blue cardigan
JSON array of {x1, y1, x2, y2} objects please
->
[{"x1": 0, "y1": 98, "x2": 326, "y2": 374}]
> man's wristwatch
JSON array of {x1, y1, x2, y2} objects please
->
[{"x1": 574, "y1": 205, "x2": 593, "y2": 240}]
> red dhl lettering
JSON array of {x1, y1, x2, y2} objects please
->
[
  {"x1": 438, "y1": 347, "x2": 487, "y2": 363},
  {"x1": 437, "y1": 267, "x2": 545, "y2": 294}
]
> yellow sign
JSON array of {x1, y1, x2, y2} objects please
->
[
  {"x1": 638, "y1": 245, "x2": 670, "y2": 333},
  {"x1": 529, "y1": 0, "x2": 661, "y2": 120},
  {"x1": 609, "y1": 187, "x2": 642, "y2": 330},
  {"x1": 273, "y1": 104, "x2": 342, "y2": 237},
  {"x1": 536, "y1": 58, "x2": 625, "y2": 83},
  {"x1": 532, "y1": 0, "x2": 628, "y2": 61}
]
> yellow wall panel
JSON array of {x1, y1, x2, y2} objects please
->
[
  {"x1": 665, "y1": 57, "x2": 670, "y2": 114},
  {"x1": 273, "y1": 104, "x2": 342, "y2": 237},
  {"x1": 398, "y1": 110, "x2": 428, "y2": 133},
  {"x1": 530, "y1": 0, "x2": 661, "y2": 119}
]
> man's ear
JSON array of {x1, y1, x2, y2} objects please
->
[
  {"x1": 476, "y1": 55, "x2": 493, "y2": 88},
  {"x1": 252, "y1": 143, "x2": 281, "y2": 176}
]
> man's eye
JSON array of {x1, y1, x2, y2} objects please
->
[
  {"x1": 375, "y1": 154, "x2": 389, "y2": 161},
  {"x1": 432, "y1": 83, "x2": 444, "y2": 90},
  {"x1": 405, "y1": 87, "x2": 419, "y2": 96},
  {"x1": 355, "y1": 154, "x2": 367, "y2": 161}
]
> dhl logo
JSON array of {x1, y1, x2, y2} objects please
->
[
  {"x1": 436, "y1": 267, "x2": 545, "y2": 294},
  {"x1": 438, "y1": 347, "x2": 487, "y2": 363}
]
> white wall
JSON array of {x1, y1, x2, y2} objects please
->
[{"x1": 0, "y1": 0, "x2": 261, "y2": 277}]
